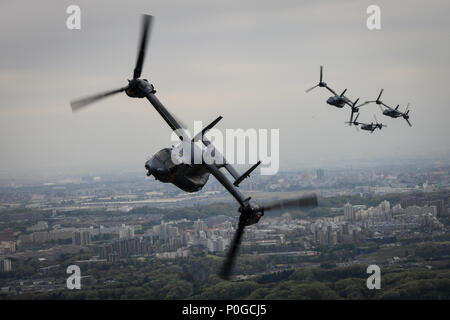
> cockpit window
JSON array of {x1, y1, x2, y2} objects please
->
[
  {"x1": 155, "y1": 148, "x2": 171, "y2": 161},
  {"x1": 155, "y1": 148, "x2": 176, "y2": 169}
]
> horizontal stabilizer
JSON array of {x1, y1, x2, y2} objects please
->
[
  {"x1": 233, "y1": 161, "x2": 261, "y2": 187},
  {"x1": 192, "y1": 116, "x2": 223, "y2": 142}
]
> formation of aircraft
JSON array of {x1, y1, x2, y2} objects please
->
[
  {"x1": 70, "y1": 15, "x2": 318, "y2": 280},
  {"x1": 306, "y1": 66, "x2": 413, "y2": 132}
]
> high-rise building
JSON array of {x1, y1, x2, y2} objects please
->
[
  {"x1": 427, "y1": 200, "x2": 445, "y2": 217},
  {"x1": 379, "y1": 200, "x2": 390, "y2": 212},
  {"x1": 316, "y1": 168, "x2": 325, "y2": 180},
  {"x1": 119, "y1": 225, "x2": 135, "y2": 239},
  {"x1": 72, "y1": 231, "x2": 91, "y2": 246},
  {"x1": 344, "y1": 203, "x2": 354, "y2": 221},
  {"x1": 0, "y1": 258, "x2": 12, "y2": 272},
  {"x1": 81, "y1": 231, "x2": 92, "y2": 245},
  {"x1": 194, "y1": 219, "x2": 206, "y2": 234},
  {"x1": 342, "y1": 223, "x2": 349, "y2": 235},
  {"x1": 0, "y1": 241, "x2": 16, "y2": 254}
]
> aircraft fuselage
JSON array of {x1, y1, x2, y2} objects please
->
[
  {"x1": 383, "y1": 109, "x2": 402, "y2": 118},
  {"x1": 326, "y1": 96, "x2": 346, "y2": 108},
  {"x1": 145, "y1": 148, "x2": 210, "y2": 193}
]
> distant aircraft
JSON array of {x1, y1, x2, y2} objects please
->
[
  {"x1": 346, "y1": 114, "x2": 387, "y2": 133},
  {"x1": 306, "y1": 66, "x2": 351, "y2": 108},
  {"x1": 306, "y1": 66, "x2": 369, "y2": 123},
  {"x1": 358, "y1": 89, "x2": 412, "y2": 127}
]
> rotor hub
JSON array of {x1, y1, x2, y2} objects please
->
[
  {"x1": 126, "y1": 79, "x2": 155, "y2": 98},
  {"x1": 238, "y1": 202, "x2": 264, "y2": 226}
]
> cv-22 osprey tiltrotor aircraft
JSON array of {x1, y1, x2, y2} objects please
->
[
  {"x1": 345, "y1": 113, "x2": 387, "y2": 133},
  {"x1": 306, "y1": 66, "x2": 370, "y2": 124},
  {"x1": 357, "y1": 89, "x2": 412, "y2": 127},
  {"x1": 70, "y1": 14, "x2": 318, "y2": 280}
]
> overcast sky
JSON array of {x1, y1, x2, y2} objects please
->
[{"x1": 0, "y1": 0, "x2": 449, "y2": 177}]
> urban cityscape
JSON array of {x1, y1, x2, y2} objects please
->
[{"x1": 0, "y1": 157, "x2": 449, "y2": 298}]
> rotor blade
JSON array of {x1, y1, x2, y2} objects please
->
[
  {"x1": 356, "y1": 101, "x2": 372, "y2": 108},
  {"x1": 377, "y1": 89, "x2": 383, "y2": 101},
  {"x1": 70, "y1": 86, "x2": 128, "y2": 112},
  {"x1": 219, "y1": 221, "x2": 245, "y2": 280},
  {"x1": 320, "y1": 65, "x2": 323, "y2": 82},
  {"x1": 133, "y1": 14, "x2": 153, "y2": 79},
  {"x1": 263, "y1": 194, "x2": 318, "y2": 212},
  {"x1": 405, "y1": 103, "x2": 410, "y2": 113},
  {"x1": 306, "y1": 84, "x2": 319, "y2": 93},
  {"x1": 405, "y1": 118, "x2": 412, "y2": 127}
]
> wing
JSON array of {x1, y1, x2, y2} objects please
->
[
  {"x1": 343, "y1": 97, "x2": 354, "y2": 108},
  {"x1": 140, "y1": 83, "x2": 187, "y2": 136},
  {"x1": 203, "y1": 163, "x2": 248, "y2": 206},
  {"x1": 380, "y1": 102, "x2": 394, "y2": 111},
  {"x1": 200, "y1": 130, "x2": 258, "y2": 207},
  {"x1": 194, "y1": 118, "x2": 261, "y2": 207},
  {"x1": 355, "y1": 101, "x2": 373, "y2": 108},
  {"x1": 324, "y1": 85, "x2": 337, "y2": 96}
]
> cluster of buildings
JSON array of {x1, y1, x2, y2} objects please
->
[
  {"x1": 98, "y1": 221, "x2": 189, "y2": 261},
  {"x1": 311, "y1": 220, "x2": 361, "y2": 247},
  {"x1": 335, "y1": 200, "x2": 444, "y2": 243},
  {"x1": 96, "y1": 219, "x2": 235, "y2": 262},
  {"x1": 342, "y1": 200, "x2": 444, "y2": 235},
  {"x1": 242, "y1": 199, "x2": 446, "y2": 249},
  {"x1": 16, "y1": 222, "x2": 143, "y2": 247},
  {"x1": 98, "y1": 236, "x2": 154, "y2": 262}
]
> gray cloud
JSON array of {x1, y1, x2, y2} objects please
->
[{"x1": 0, "y1": 0, "x2": 449, "y2": 175}]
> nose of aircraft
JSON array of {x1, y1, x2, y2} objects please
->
[{"x1": 145, "y1": 161, "x2": 153, "y2": 176}]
